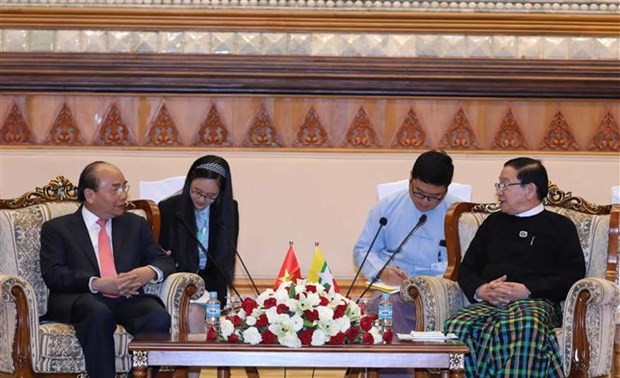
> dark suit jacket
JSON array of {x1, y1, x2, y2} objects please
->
[
  {"x1": 40, "y1": 206, "x2": 175, "y2": 323},
  {"x1": 158, "y1": 195, "x2": 238, "y2": 303}
]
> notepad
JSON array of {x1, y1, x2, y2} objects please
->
[
  {"x1": 366, "y1": 281, "x2": 400, "y2": 294},
  {"x1": 408, "y1": 331, "x2": 459, "y2": 341}
]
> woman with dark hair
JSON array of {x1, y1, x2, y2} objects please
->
[{"x1": 158, "y1": 155, "x2": 238, "y2": 333}]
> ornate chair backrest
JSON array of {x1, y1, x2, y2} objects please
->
[
  {"x1": 444, "y1": 183, "x2": 619, "y2": 288},
  {"x1": 0, "y1": 176, "x2": 160, "y2": 315}
]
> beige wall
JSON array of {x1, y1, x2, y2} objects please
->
[{"x1": 1, "y1": 149, "x2": 618, "y2": 281}]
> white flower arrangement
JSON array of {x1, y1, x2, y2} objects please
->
[{"x1": 206, "y1": 279, "x2": 390, "y2": 347}]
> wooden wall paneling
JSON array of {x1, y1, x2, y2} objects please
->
[
  {"x1": 1, "y1": 54, "x2": 619, "y2": 98},
  {"x1": 2, "y1": 8, "x2": 619, "y2": 36},
  {"x1": 1, "y1": 94, "x2": 618, "y2": 153}
]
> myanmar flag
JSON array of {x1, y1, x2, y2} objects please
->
[
  {"x1": 273, "y1": 243, "x2": 302, "y2": 290},
  {"x1": 308, "y1": 244, "x2": 340, "y2": 293}
]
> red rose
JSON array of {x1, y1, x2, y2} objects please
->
[
  {"x1": 319, "y1": 296, "x2": 329, "y2": 306},
  {"x1": 333, "y1": 304, "x2": 347, "y2": 319},
  {"x1": 242, "y1": 297, "x2": 258, "y2": 313},
  {"x1": 345, "y1": 326, "x2": 359, "y2": 342},
  {"x1": 369, "y1": 313, "x2": 378, "y2": 321},
  {"x1": 299, "y1": 329, "x2": 314, "y2": 345},
  {"x1": 261, "y1": 329, "x2": 277, "y2": 344},
  {"x1": 206, "y1": 326, "x2": 218, "y2": 341},
  {"x1": 276, "y1": 303, "x2": 290, "y2": 314},
  {"x1": 306, "y1": 285, "x2": 317, "y2": 293},
  {"x1": 304, "y1": 309, "x2": 319, "y2": 322},
  {"x1": 363, "y1": 332, "x2": 374, "y2": 345},
  {"x1": 263, "y1": 297, "x2": 277, "y2": 309},
  {"x1": 382, "y1": 329, "x2": 393, "y2": 344},
  {"x1": 360, "y1": 316, "x2": 374, "y2": 331},
  {"x1": 329, "y1": 332, "x2": 345, "y2": 345},
  {"x1": 256, "y1": 314, "x2": 269, "y2": 327},
  {"x1": 228, "y1": 333, "x2": 239, "y2": 343},
  {"x1": 228, "y1": 315, "x2": 243, "y2": 328}
]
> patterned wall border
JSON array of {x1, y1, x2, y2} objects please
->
[
  {"x1": 1, "y1": 95, "x2": 618, "y2": 152},
  {"x1": 2, "y1": 29, "x2": 619, "y2": 61},
  {"x1": 2, "y1": 0, "x2": 618, "y2": 13}
]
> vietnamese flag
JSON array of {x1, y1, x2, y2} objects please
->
[
  {"x1": 273, "y1": 242, "x2": 302, "y2": 290},
  {"x1": 307, "y1": 243, "x2": 340, "y2": 293}
]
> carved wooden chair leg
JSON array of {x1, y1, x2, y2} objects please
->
[
  {"x1": 244, "y1": 367, "x2": 259, "y2": 378},
  {"x1": 170, "y1": 367, "x2": 188, "y2": 378}
]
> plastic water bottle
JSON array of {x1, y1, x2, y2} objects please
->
[
  {"x1": 377, "y1": 293, "x2": 393, "y2": 336},
  {"x1": 205, "y1": 291, "x2": 221, "y2": 334}
]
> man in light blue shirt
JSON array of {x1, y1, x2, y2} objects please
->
[{"x1": 354, "y1": 150, "x2": 456, "y2": 335}]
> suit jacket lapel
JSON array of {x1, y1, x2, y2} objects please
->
[
  {"x1": 68, "y1": 209, "x2": 100, "y2": 272},
  {"x1": 111, "y1": 215, "x2": 129, "y2": 273}
]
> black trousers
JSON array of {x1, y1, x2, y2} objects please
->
[{"x1": 69, "y1": 294, "x2": 171, "y2": 378}]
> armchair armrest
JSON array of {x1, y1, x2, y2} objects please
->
[
  {"x1": 401, "y1": 276, "x2": 465, "y2": 332},
  {"x1": 562, "y1": 277, "x2": 620, "y2": 377},
  {"x1": 151, "y1": 272, "x2": 204, "y2": 335},
  {"x1": 0, "y1": 274, "x2": 41, "y2": 374}
]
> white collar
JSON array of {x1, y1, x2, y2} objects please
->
[
  {"x1": 515, "y1": 203, "x2": 544, "y2": 217},
  {"x1": 82, "y1": 206, "x2": 103, "y2": 228}
]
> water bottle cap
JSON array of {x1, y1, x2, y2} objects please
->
[
  {"x1": 209, "y1": 291, "x2": 218, "y2": 298},
  {"x1": 381, "y1": 293, "x2": 390, "y2": 300}
]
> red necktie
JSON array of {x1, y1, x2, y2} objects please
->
[{"x1": 96, "y1": 219, "x2": 118, "y2": 278}]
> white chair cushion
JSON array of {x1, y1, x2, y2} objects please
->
[{"x1": 139, "y1": 176, "x2": 186, "y2": 204}]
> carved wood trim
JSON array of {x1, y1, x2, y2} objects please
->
[
  {"x1": 126, "y1": 199, "x2": 161, "y2": 240},
  {"x1": 2, "y1": 8, "x2": 619, "y2": 36},
  {"x1": 0, "y1": 177, "x2": 162, "y2": 239},
  {"x1": 10, "y1": 285, "x2": 35, "y2": 378},
  {"x1": 2, "y1": 53, "x2": 619, "y2": 98},
  {"x1": 545, "y1": 182, "x2": 613, "y2": 215},
  {"x1": 569, "y1": 289, "x2": 591, "y2": 378},
  {"x1": 606, "y1": 205, "x2": 619, "y2": 283},
  {"x1": 0, "y1": 175, "x2": 78, "y2": 209}
]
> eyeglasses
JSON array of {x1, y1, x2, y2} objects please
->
[
  {"x1": 190, "y1": 187, "x2": 219, "y2": 201},
  {"x1": 494, "y1": 182, "x2": 522, "y2": 192},
  {"x1": 410, "y1": 186, "x2": 446, "y2": 203},
  {"x1": 111, "y1": 183, "x2": 130, "y2": 196}
]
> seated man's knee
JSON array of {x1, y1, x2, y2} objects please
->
[{"x1": 143, "y1": 310, "x2": 171, "y2": 332}]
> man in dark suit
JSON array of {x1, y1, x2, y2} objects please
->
[{"x1": 40, "y1": 161, "x2": 175, "y2": 378}]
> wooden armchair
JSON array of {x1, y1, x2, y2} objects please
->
[
  {"x1": 402, "y1": 183, "x2": 620, "y2": 378},
  {"x1": 0, "y1": 176, "x2": 204, "y2": 378}
]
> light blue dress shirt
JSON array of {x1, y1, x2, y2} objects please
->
[
  {"x1": 353, "y1": 189, "x2": 456, "y2": 281},
  {"x1": 195, "y1": 206, "x2": 210, "y2": 270}
]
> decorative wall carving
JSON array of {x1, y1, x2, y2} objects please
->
[
  {"x1": 1, "y1": 103, "x2": 33, "y2": 145},
  {"x1": 93, "y1": 103, "x2": 135, "y2": 146},
  {"x1": 589, "y1": 111, "x2": 620, "y2": 151},
  {"x1": 243, "y1": 104, "x2": 282, "y2": 147},
  {"x1": 295, "y1": 106, "x2": 329, "y2": 147},
  {"x1": 392, "y1": 108, "x2": 429, "y2": 149},
  {"x1": 193, "y1": 104, "x2": 231, "y2": 146},
  {"x1": 45, "y1": 103, "x2": 83, "y2": 146},
  {"x1": 439, "y1": 108, "x2": 480, "y2": 150},
  {"x1": 3, "y1": 0, "x2": 618, "y2": 13},
  {"x1": 1, "y1": 95, "x2": 617, "y2": 153},
  {"x1": 343, "y1": 107, "x2": 380, "y2": 148},
  {"x1": 145, "y1": 103, "x2": 182, "y2": 146},
  {"x1": 539, "y1": 111, "x2": 579, "y2": 151},
  {"x1": 492, "y1": 108, "x2": 528, "y2": 150}
]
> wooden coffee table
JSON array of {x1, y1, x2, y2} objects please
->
[{"x1": 129, "y1": 333, "x2": 468, "y2": 378}]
